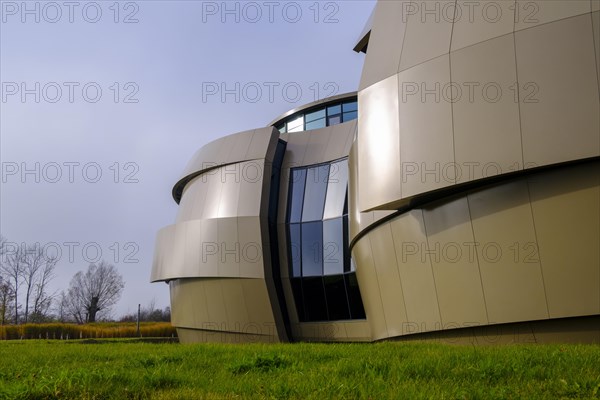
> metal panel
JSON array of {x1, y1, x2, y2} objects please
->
[
  {"x1": 399, "y1": 55, "x2": 455, "y2": 197},
  {"x1": 169, "y1": 279, "x2": 210, "y2": 329},
  {"x1": 370, "y1": 223, "x2": 411, "y2": 337},
  {"x1": 237, "y1": 216, "x2": 265, "y2": 278},
  {"x1": 399, "y1": 0, "x2": 454, "y2": 72},
  {"x1": 514, "y1": 0, "x2": 591, "y2": 31},
  {"x1": 357, "y1": 74, "x2": 401, "y2": 211},
  {"x1": 358, "y1": 0, "x2": 406, "y2": 90},
  {"x1": 302, "y1": 127, "x2": 333, "y2": 165},
  {"x1": 217, "y1": 218, "x2": 240, "y2": 277},
  {"x1": 217, "y1": 165, "x2": 241, "y2": 218},
  {"x1": 468, "y1": 181, "x2": 549, "y2": 324},
  {"x1": 240, "y1": 278, "x2": 279, "y2": 339},
  {"x1": 451, "y1": 35, "x2": 523, "y2": 184},
  {"x1": 451, "y1": 1, "x2": 515, "y2": 52},
  {"x1": 423, "y1": 196, "x2": 488, "y2": 326},
  {"x1": 516, "y1": 14, "x2": 600, "y2": 167},
  {"x1": 593, "y1": 11, "x2": 600, "y2": 95},
  {"x1": 237, "y1": 160, "x2": 265, "y2": 217},
  {"x1": 389, "y1": 211, "x2": 442, "y2": 335},
  {"x1": 528, "y1": 163, "x2": 600, "y2": 317},
  {"x1": 220, "y1": 279, "x2": 250, "y2": 328},
  {"x1": 352, "y1": 236, "x2": 389, "y2": 340}
]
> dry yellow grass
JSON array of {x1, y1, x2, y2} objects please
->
[{"x1": 0, "y1": 322, "x2": 176, "y2": 340}]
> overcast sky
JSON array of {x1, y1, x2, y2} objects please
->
[{"x1": 0, "y1": 1, "x2": 375, "y2": 317}]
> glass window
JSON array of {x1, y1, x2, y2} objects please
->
[
  {"x1": 305, "y1": 109, "x2": 326, "y2": 123},
  {"x1": 328, "y1": 115, "x2": 341, "y2": 126},
  {"x1": 302, "y1": 277, "x2": 328, "y2": 321},
  {"x1": 323, "y1": 160, "x2": 348, "y2": 219},
  {"x1": 290, "y1": 278, "x2": 305, "y2": 321},
  {"x1": 327, "y1": 104, "x2": 341, "y2": 116},
  {"x1": 342, "y1": 101, "x2": 357, "y2": 112},
  {"x1": 345, "y1": 272, "x2": 366, "y2": 319},
  {"x1": 273, "y1": 98, "x2": 357, "y2": 134},
  {"x1": 342, "y1": 111, "x2": 358, "y2": 122},
  {"x1": 343, "y1": 216, "x2": 351, "y2": 272},
  {"x1": 324, "y1": 275, "x2": 350, "y2": 320},
  {"x1": 288, "y1": 223, "x2": 302, "y2": 277},
  {"x1": 301, "y1": 221, "x2": 323, "y2": 277},
  {"x1": 287, "y1": 115, "x2": 304, "y2": 132},
  {"x1": 288, "y1": 169, "x2": 306, "y2": 223},
  {"x1": 284, "y1": 155, "x2": 365, "y2": 322},
  {"x1": 302, "y1": 165, "x2": 329, "y2": 222},
  {"x1": 323, "y1": 218, "x2": 343, "y2": 275},
  {"x1": 305, "y1": 118, "x2": 326, "y2": 131}
]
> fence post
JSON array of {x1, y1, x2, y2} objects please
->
[{"x1": 137, "y1": 304, "x2": 141, "y2": 337}]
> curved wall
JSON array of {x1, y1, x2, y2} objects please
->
[
  {"x1": 152, "y1": 126, "x2": 287, "y2": 342},
  {"x1": 152, "y1": 0, "x2": 600, "y2": 344},
  {"x1": 357, "y1": 0, "x2": 600, "y2": 211},
  {"x1": 351, "y1": 161, "x2": 599, "y2": 342},
  {"x1": 350, "y1": 0, "x2": 600, "y2": 343}
]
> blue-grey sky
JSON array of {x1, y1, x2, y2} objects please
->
[{"x1": 0, "y1": 0, "x2": 375, "y2": 317}]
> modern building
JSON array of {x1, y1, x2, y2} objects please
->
[{"x1": 152, "y1": 0, "x2": 600, "y2": 344}]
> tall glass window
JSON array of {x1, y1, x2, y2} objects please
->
[
  {"x1": 285, "y1": 158, "x2": 366, "y2": 322},
  {"x1": 302, "y1": 165, "x2": 329, "y2": 222},
  {"x1": 288, "y1": 169, "x2": 306, "y2": 223}
]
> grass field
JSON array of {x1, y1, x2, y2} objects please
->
[{"x1": 0, "y1": 340, "x2": 599, "y2": 399}]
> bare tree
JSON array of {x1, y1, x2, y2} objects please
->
[
  {"x1": 21, "y1": 244, "x2": 57, "y2": 323},
  {"x1": 0, "y1": 243, "x2": 26, "y2": 324},
  {"x1": 0, "y1": 236, "x2": 12, "y2": 325},
  {"x1": 0, "y1": 276, "x2": 15, "y2": 325},
  {"x1": 29, "y1": 256, "x2": 57, "y2": 323},
  {"x1": 66, "y1": 261, "x2": 125, "y2": 323},
  {"x1": 55, "y1": 291, "x2": 70, "y2": 323}
]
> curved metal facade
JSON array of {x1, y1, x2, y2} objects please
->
[
  {"x1": 350, "y1": 0, "x2": 599, "y2": 343},
  {"x1": 152, "y1": 0, "x2": 600, "y2": 343}
]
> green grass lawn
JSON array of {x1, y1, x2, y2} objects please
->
[{"x1": 0, "y1": 340, "x2": 598, "y2": 399}]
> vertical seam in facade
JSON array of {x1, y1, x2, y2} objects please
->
[
  {"x1": 388, "y1": 222, "x2": 410, "y2": 331},
  {"x1": 342, "y1": 120, "x2": 355, "y2": 158},
  {"x1": 448, "y1": 0, "x2": 457, "y2": 55},
  {"x1": 466, "y1": 194, "x2": 490, "y2": 324},
  {"x1": 448, "y1": 1, "x2": 458, "y2": 186},
  {"x1": 526, "y1": 180, "x2": 550, "y2": 318},
  {"x1": 218, "y1": 279, "x2": 231, "y2": 325},
  {"x1": 366, "y1": 234, "x2": 391, "y2": 337},
  {"x1": 237, "y1": 219, "x2": 252, "y2": 322},
  {"x1": 321, "y1": 127, "x2": 335, "y2": 166},
  {"x1": 512, "y1": 0, "x2": 526, "y2": 172},
  {"x1": 320, "y1": 163, "x2": 332, "y2": 321},
  {"x1": 298, "y1": 134, "x2": 311, "y2": 167},
  {"x1": 591, "y1": 10, "x2": 600, "y2": 148},
  {"x1": 396, "y1": 75, "x2": 403, "y2": 200},
  {"x1": 201, "y1": 279, "x2": 212, "y2": 325},
  {"x1": 448, "y1": 51, "x2": 457, "y2": 187},
  {"x1": 243, "y1": 129, "x2": 258, "y2": 160},
  {"x1": 421, "y1": 208, "x2": 443, "y2": 327},
  {"x1": 397, "y1": 2, "x2": 409, "y2": 73}
]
